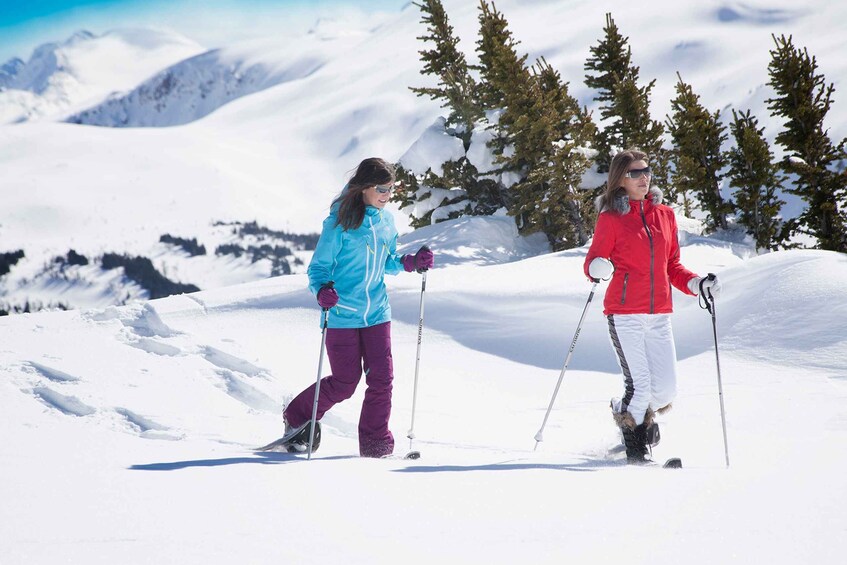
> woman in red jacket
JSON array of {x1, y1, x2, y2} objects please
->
[{"x1": 584, "y1": 149, "x2": 720, "y2": 464}]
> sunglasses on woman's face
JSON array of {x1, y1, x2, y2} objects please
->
[
  {"x1": 625, "y1": 166, "x2": 652, "y2": 179},
  {"x1": 374, "y1": 184, "x2": 394, "y2": 194}
]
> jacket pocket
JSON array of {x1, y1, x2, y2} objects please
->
[{"x1": 620, "y1": 273, "x2": 629, "y2": 305}]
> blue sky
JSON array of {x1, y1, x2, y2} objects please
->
[
  {"x1": 1, "y1": 1, "x2": 125, "y2": 27},
  {"x1": 0, "y1": 0, "x2": 407, "y2": 62}
]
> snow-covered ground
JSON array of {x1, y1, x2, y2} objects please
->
[
  {"x1": 1, "y1": 0, "x2": 846, "y2": 562},
  {"x1": 1, "y1": 219, "x2": 846, "y2": 563}
]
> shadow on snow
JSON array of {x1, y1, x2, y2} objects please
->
[
  {"x1": 391, "y1": 457, "x2": 624, "y2": 474},
  {"x1": 128, "y1": 453, "x2": 357, "y2": 471},
  {"x1": 128, "y1": 454, "x2": 625, "y2": 472}
]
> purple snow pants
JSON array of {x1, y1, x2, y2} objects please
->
[{"x1": 284, "y1": 321, "x2": 394, "y2": 458}]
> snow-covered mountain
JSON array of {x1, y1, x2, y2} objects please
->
[
  {"x1": 0, "y1": 28, "x2": 204, "y2": 123},
  {"x1": 0, "y1": 57, "x2": 25, "y2": 88},
  {"x1": 0, "y1": 13, "x2": 434, "y2": 313},
  {"x1": 66, "y1": 41, "x2": 326, "y2": 127}
]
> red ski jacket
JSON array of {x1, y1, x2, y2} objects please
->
[{"x1": 584, "y1": 192, "x2": 697, "y2": 316}]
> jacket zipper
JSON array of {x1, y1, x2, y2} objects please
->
[
  {"x1": 639, "y1": 201, "x2": 655, "y2": 313},
  {"x1": 621, "y1": 273, "x2": 629, "y2": 304},
  {"x1": 362, "y1": 216, "x2": 379, "y2": 324}
]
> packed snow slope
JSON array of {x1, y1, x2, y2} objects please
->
[
  {"x1": 1, "y1": 218, "x2": 846, "y2": 564},
  {"x1": 2, "y1": 0, "x2": 846, "y2": 269}
]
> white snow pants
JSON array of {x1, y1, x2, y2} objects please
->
[{"x1": 607, "y1": 313, "x2": 677, "y2": 426}]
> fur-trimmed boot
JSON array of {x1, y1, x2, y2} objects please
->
[
  {"x1": 612, "y1": 409, "x2": 645, "y2": 463},
  {"x1": 612, "y1": 405, "x2": 658, "y2": 464},
  {"x1": 627, "y1": 423, "x2": 650, "y2": 463},
  {"x1": 643, "y1": 408, "x2": 660, "y2": 448}
]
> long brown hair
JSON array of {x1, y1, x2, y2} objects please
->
[
  {"x1": 333, "y1": 157, "x2": 395, "y2": 230},
  {"x1": 598, "y1": 149, "x2": 649, "y2": 214}
]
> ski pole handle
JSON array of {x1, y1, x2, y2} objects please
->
[
  {"x1": 699, "y1": 273, "x2": 716, "y2": 300},
  {"x1": 416, "y1": 245, "x2": 431, "y2": 274},
  {"x1": 319, "y1": 281, "x2": 335, "y2": 312},
  {"x1": 698, "y1": 274, "x2": 717, "y2": 315}
]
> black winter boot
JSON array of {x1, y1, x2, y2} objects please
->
[
  {"x1": 622, "y1": 423, "x2": 650, "y2": 464},
  {"x1": 611, "y1": 404, "x2": 658, "y2": 464},
  {"x1": 645, "y1": 420, "x2": 660, "y2": 447}
]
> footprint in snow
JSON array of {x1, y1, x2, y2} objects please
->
[
  {"x1": 25, "y1": 361, "x2": 81, "y2": 383},
  {"x1": 31, "y1": 386, "x2": 96, "y2": 417},
  {"x1": 202, "y1": 345, "x2": 268, "y2": 378}
]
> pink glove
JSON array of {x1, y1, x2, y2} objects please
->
[
  {"x1": 403, "y1": 246, "x2": 434, "y2": 273},
  {"x1": 317, "y1": 285, "x2": 339, "y2": 309}
]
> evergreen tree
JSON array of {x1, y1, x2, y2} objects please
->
[
  {"x1": 401, "y1": 1, "x2": 511, "y2": 227},
  {"x1": 468, "y1": 0, "x2": 533, "y2": 220},
  {"x1": 410, "y1": 0, "x2": 482, "y2": 150},
  {"x1": 392, "y1": 164, "x2": 421, "y2": 220},
  {"x1": 613, "y1": 74, "x2": 670, "y2": 193},
  {"x1": 584, "y1": 12, "x2": 631, "y2": 173},
  {"x1": 584, "y1": 13, "x2": 669, "y2": 195},
  {"x1": 508, "y1": 58, "x2": 596, "y2": 249},
  {"x1": 473, "y1": 0, "x2": 534, "y2": 179},
  {"x1": 474, "y1": 1, "x2": 527, "y2": 114},
  {"x1": 395, "y1": 159, "x2": 505, "y2": 229},
  {"x1": 727, "y1": 109, "x2": 786, "y2": 250},
  {"x1": 404, "y1": 0, "x2": 595, "y2": 246},
  {"x1": 767, "y1": 34, "x2": 847, "y2": 252},
  {"x1": 584, "y1": 13, "x2": 630, "y2": 115},
  {"x1": 665, "y1": 73, "x2": 731, "y2": 230},
  {"x1": 475, "y1": 2, "x2": 595, "y2": 248}
]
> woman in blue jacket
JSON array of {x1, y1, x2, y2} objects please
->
[{"x1": 282, "y1": 157, "x2": 433, "y2": 458}]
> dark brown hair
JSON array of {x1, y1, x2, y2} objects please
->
[
  {"x1": 598, "y1": 149, "x2": 649, "y2": 214},
  {"x1": 333, "y1": 157, "x2": 396, "y2": 230}
]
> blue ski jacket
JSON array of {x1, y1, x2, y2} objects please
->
[{"x1": 307, "y1": 202, "x2": 404, "y2": 328}]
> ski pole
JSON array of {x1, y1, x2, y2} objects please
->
[
  {"x1": 699, "y1": 274, "x2": 730, "y2": 468},
  {"x1": 534, "y1": 280, "x2": 599, "y2": 450},
  {"x1": 407, "y1": 264, "x2": 429, "y2": 453},
  {"x1": 308, "y1": 282, "x2": 333, "y2": 461}
]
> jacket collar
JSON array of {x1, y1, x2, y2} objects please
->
[{"x1": 597, "y1": 187, "x2": 664, "y2": 214}]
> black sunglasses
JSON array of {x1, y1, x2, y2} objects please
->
[{"x1": 625, "y1": 166, "x2": 652, "y2": 179}]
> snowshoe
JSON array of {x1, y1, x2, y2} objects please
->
[
  {"x1": 257, "y1": 420, "x2": 321, "y2": 453},
  {"x1": 662, "y1": 458, "x2": 683, "y2": 469}
]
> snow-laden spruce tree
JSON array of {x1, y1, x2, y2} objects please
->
[
  {"x1": 767, "y1": 34, "x2": 847, "y2": 252},
  {"x1": 583, "y1": 13, "x2": 670, "y2": 197},
  {"x1": 727, "y1": 109, "x2": 786, "y2": 251},
  {"x1": 409, "y1": 0, "x2": 482, "y2": 151},
  {"x1": 473, "y1": 0, "x2": 529, "y2": 173},
  {"x1": 398, "y1": 0, "x2": 507, "y2": 229},
  {"x1": 475, "y1": 2, "x2": 595, "y2": 249},
  {"x1": 665, "y1": 73, "x2": 732, "y2": 229},
  {"x1": 509, "y1": 58, "x2": 595, "y2": 249}
]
